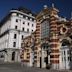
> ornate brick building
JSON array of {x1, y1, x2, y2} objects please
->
[{"x1": 21, "y1": 5, "x2": 72, "y2": 69}]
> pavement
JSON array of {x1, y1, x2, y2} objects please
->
[{"x1": 0, "y1": 62, "x2": 72, "y2": 72}]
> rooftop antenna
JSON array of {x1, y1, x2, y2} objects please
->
[
  {"x1": 52, "y1": 3, "x2": 54, "y2": 8},
  {"x1": 44, "y1": 5, "x2": 48, "y2": 9}
]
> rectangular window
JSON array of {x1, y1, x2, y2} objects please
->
[
  {"x1": 22, "y1": 35, "x2": 24, "y2": 40},
  {"x1": 23, "y1": 22, "x2": 25, "y2": 24},
  {"x1": 28, "y1": 23, "x2": 29, "y2": 26},
  {"x1": 28, "y1": 17, "x2": 30, "y2": 20},
  {"x1": 32, "y1": 18, "x2": 34, "y2": 21},
  {"x1": 68, "y1": 56, "x2": 70, "y2": 61},
  {"x1": 27, "y1": 28, "x2": 29, "y2": 32},
  {"x1": 16, "y1": 19, "x2": 18, "y2": 22},
  {"x1": 13, "y1": 42, "x2": 16, "y2": 47},
  {"x1": 32, "y1": 30, "x2": 33, "y2": 32},
  {"x1": 22, "y1": 28, "x2": 24, "y2": 31},
  {"x1": 64, "y1": 51, "x2": 65, "y2": 55},
  {"x1": 34, "y1": 56, "x2": 37, "y2": 58},
  {"x1": 32, "y1": 24, "x2": 34, "y2": 27},
  {"x1": 14, "y1": 34, "x2": 17, "y2": 39},
  {"x1": 15, "y1": 26, "x2": 17, "y2": 29}
]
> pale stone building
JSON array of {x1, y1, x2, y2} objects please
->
[{"x1": 0, "y1": 7, "x2": 36, "y2": 62}]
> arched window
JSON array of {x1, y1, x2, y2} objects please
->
[{"x1": 62, "y1": 39, "x2": 70, "y2": 46}]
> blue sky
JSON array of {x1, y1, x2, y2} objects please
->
[{"x1": 0, "y1": 0, "x2": 72, "y2": 20}]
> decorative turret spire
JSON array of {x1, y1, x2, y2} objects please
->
[
  {"x1": 43, "y1": 5, "x2": 48, "y2": 9},
  {"x1": 52, "y1": 3, "x2": 54, "y2": 8}
]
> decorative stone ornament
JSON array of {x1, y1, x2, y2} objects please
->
[{"x1": 60, "y1": 25, "x2": 68, "y2": 35}]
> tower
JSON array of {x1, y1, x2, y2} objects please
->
[{"x1": 49, "y1": 4, "x2": 60, "y2": 69}]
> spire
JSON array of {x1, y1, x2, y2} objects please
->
[
  {"x1": 52, "y1": 3, "x2": 54, "y2": 8},
  {"x1": 71, "y1": 12, "x2": 72, "y2": 19},
  {"x1": 43, "y1": 5, "x2": 48, "y2": 9}
]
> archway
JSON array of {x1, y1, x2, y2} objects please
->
[{"x1": 61, "y1": 39, "x2": 70, "y2": 69}]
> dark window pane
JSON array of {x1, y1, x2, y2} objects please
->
[
  {"x1": 14, "y1": 34, "x2": 17, "y2": 39},
  {"x1": 16, "y1": 19, "x2": 18, "y2": 22},
  {"x1": 28, "y1": 23, "x2": 29, "y2": 26},
  {"x1": 32, "y1": 30, "x2": 33, "y2": 32},
  {"x1": 13, "y1": 42, "x2": 16, "y2": 47},
  {"x1": 64, "y1": 51, "x2": 65, "y2": 55},
  {"x1": 23, "y1": 22, "x2": 25, "y2": 24},
  {"x1": 22, "y1": 35, "x2": 23, "y2": 39},
  {"x1": 32, "y1": 24, "x2": 33, "y2": 27},
  {"x1": 15, "y1": 26, "x2": 17, "y2": 29},
  {"x1": 32, "y1": 18, "x2": 34, "y2": 21},
  {"x1": 27, "y1": 28, "x2": 29, "y2": 32},
  {"x1": 22, "y1": 28, "x2": 24, "y2": 31}
]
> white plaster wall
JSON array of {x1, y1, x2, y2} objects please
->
[
  {"x1": 0, "y1": 34, "x2": 9, "y2": 50},
  {"x1": 10, "y1": 13, "x2": 36, "y2": 32},
  {"x1": 8, "y1": 30, "x2": 31, "y2": 49},
  {"x1": 8, "y1": 30, "x2": 19, "y2": 49},
  {"x1": 0, "y1": 20, "x2": 11, "y2": 34}
]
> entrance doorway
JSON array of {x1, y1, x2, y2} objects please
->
[
  {"x1": 45, "y1": 57, "x2": 48, "y2": 67},
  {"x1": 12, "y1": 52, "x2": 15, "y2": 61}
]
